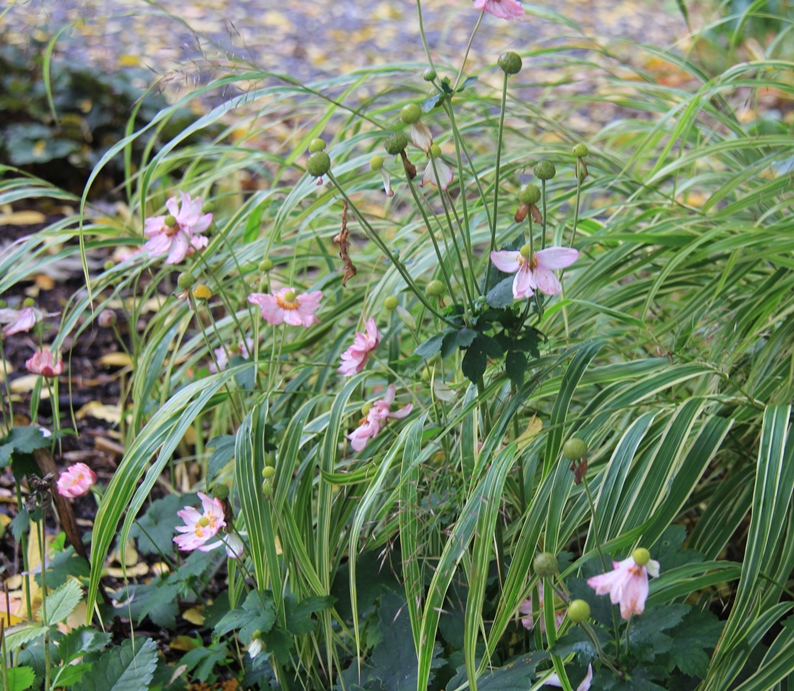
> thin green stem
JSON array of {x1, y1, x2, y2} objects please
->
[
  {"x1": 485, "y1": 73, "x2": 510, "y2": 291},
  {"x1": 453, "y1": 12, "x2": 484, "y2": 91},
  {"x1": 541, "y1": 179, "x2": 548, "y2": 250},
  {"x1": 415, "y1": 0, "x2": 436, "y2": 73}
]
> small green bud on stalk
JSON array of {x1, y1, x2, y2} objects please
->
[
  {"x1": 632, "y1": 547, "x2": 651, "y2": 566},
  {"x1": 202, "y1": 201, "x2": 214, "y2": 214},
  {"x1": 426, "y1": 279, "x2": 445, "y2": 297},
  {"x1": 572, "y1": 143, "x2": 589, "y2": 158},
  {"x1": 361, "y1": 403, "x2": 373, "y2": 417},
  {"x1": 164, "y1": 215, "x2": 177, "y2": 227},
  {"x1": 261, "y1": 479, "x2": 272, "y2": 498},
  {"x1": 568, "y1": 599, "x2": 591, "y2": 623},
  {"x1": 423, "y1": 67, "x2": 436, "y2": 82},
  {"x1": 212, "y1": 484, "x2": 229, "y2": 501},
  {"x1": 517, "y1": 183, "x2": 541, "y2": 205},
  {"x1": 384, "y1": 296, "x2": 399, "y2": 311},
  {"x1": 384, "y1": 132, "x2": 409, "y2": 155},
  {"x1": 534, "y1": 161, "x2": 556, "y2": 180},
  {"x1": 563, "y1": 437, "x2": 588, "y2": 460},
  {"x1": 0, "y1": 299, "x2": 7, "y2": 308},
  {"x1": 400, "y1": 103, "x2": 422, "y2": 125},
  {"x1": 498, "y1": 51, "x2": 523, "y2": 76},
  {"x1": 533, "y1": 552, "x2": 559, "y2": 578},
  {"x1": 262, "y1": 466, "x2": 276, "y2": 480},
  {"x1": 103, "y1": 260, "x2": 115, "y2": 271},
  {"x1": 308, "y1": 138, "x2": 326, "y2": 153},
  {"x1": 429, "y1": 143, "x2": 442, "y2": 158},
  {"x1": 259, "y1": 258, "x2": 274, "y2": 272},
  {"x1": 520, "y1": 244, "x2": 532, "y2": 259},
  {"x1": 177, "y1": 271, "x2": 195, "y2": 290},
  {"x1": 23, "y1": 297, "x2": 36, "y2": 308},
  {"x1": 283, "y1": 290, "x2": 296, "y2": 303},
  {"x1": 307, "y1": 151, "x2": 331, "y2": 177},
  {"x1": 370, "y1": 155, "x2": 385, "y2": 171}
]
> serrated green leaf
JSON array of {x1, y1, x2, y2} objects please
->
[
  {"x1": 40, "y1": 579, "x2": 82, "y2": 625},
  {"x1": 3, "y1": 624, "x2": 47, "y2": 652},
  {"x1": 5, "y1": 426, "x2": 51, "y2": 454},
  {"x1": 58, "y1": 626, "x2": 112, "y2": 665},
  {"x1": 0, "y1": 444, "x2": 12, "y2": 468},
  {"x1": 73, "y1": 637, "x2": 157, "y2": 691},
  {"x1": 214, "y1": 590, "x2": 276, "y2": 642},
  {"x1": 285, "y1": 594, "x2": 336, "y2": 635},
  {"x1": 7, "y1": 666, "x2": 35, "y2": 691},
  {"x1": 440, "y1": 327, "x2": 477, "y2": 358},
  {"x1": 414, "y1": 333, "x2": 445, "y2": 360},
  {"x1": 37, "y1": 547, "x2": 90, "y2": 589},
  {"x1": 461, "y1": 334, "x2": 503, "y2": 384},
  {"x1": 52, "y1": 663, "x2": 92, "y2": 688},
  {"x1": 486, "y1": 277, "x2": 514, "y2": 308}
]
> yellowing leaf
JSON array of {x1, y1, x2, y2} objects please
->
[
  {"x1": 182, "y1": 607, "x2": 205, "y2": 625},
  {"x1": 98, "y1": 352, "x2": 134, "y2": 368},
  {"x1": 10, "y1": 375, "x2": 49, "y2": 396},
  {"x1": 0, "y1": 210, "x2": 46, "y2": 225},
  {"x1": 103, "y1": 563, "x2": 149, "y2": 578},
  {"x1": 75, "y1": 402, "x2": 122, "y2": 423},
  {"x1": 0, "y1": 359, "x2": 12, "y2": 382},
  {"x1": 170, "y1": 636, "x2": 199, "y2": 652},
  {"x1": 516, "y1": 416, "x2": 543, "y2": 452}
]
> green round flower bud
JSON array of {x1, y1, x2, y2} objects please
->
[
  {"x1": 498, "y1": 51, "x2": 523, "y2": 76},
  {"x1": 307, "y1": 151, "x2": 331, "y2": 177},
  {"x1": 262, "y1": 466, "x2": 276, "y2": 480},
  {"x1": 384, "y1": 296, "x2": 399, "y2": 311},
  {"x1": 283, "y1": 290, "x2": 296, "y2": 303},
  {"x1": 0, "y1": 299, "x2": 7, "y2": 309},
  {"x1": 429, "y1": 143, "x2": 442, "y2": 158},
  {"x1": 23, "y1": 298, "x2": 36, "y2": 308},
  {"x1": 632, "y1": 547, "x2": 651, "y2": 566},
  {"x1": 426, "y1": 279, "x2": 445, "y2": 297},
  {"x1": 104, "y1": 260, "x2": 115, "y2": 271},
  {"x1": 400, "y1": 103, "x2": 422, "y2": 125},
  {"x1": 211, "y1": 484, "x2": 229, "y2": 501},
  {"x1": 562, "y1": 438, "x2": 588, "y2": 461},
  {"x1": 164, "y1": 215, "x2": 177, "y2": 227},
  {"x1": 568, "y1": 599, "x2": 591, "y2": 624},
  {"x1": 259, "y1": 258, "x2": 274, "y2": 272},
  {"x1": 517, "y1": 183, "x2": 541, "y2": 205},
  {"x1": 361, "y1": 402, "x2": 373, "y2": 417},
  {"x1": 423, "y1": 67, "x2": 437, "y2": 82},
  {"x1": 534, "y1": 161, "x2": 556, "y2": 180},
  {"x1": 572, "y1": 143, "x2": 589, "y2": 158},
  {"x1": 202, "y1": 201, "x2": 214, "y2": 214},
  {"x1": 384, "y1": 132, "x2": 409, "y2": 156},
  {"x1": 520, "y1": 244, "x2": 532, "y2": 259},
  {"x1": 177, "y1": 271, "x2": 196, "y2": 290},
  {"x1": 308, "y1": 138, "x2": 326, "y2": 153},
  {"x1": 370, "y1": 155, "x2": 385, "y2": 171},
  {"x1": 533, "y1": 552, "x2": 559, "y2": 578},
  {"x1": 261, "y1": 479, "x2": 272, "y2": 498}
]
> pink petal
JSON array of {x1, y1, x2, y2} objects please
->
[
  {"x1": 411, "y1": 122, "x2": 433, "y2": 153},
  {"x1": 473, "y1": 0, "x2": 525, "y2": 20},
  {"x1": 512, "y1": 266, "x2": 534, "y2": 299},
  {"x1": 388, "y1": 403, "x2": 413, "y2": 420},
  {"x1": 532, "y1": 267, "x2": 562, "y2": 296},
  {"x1": 142, "y1": 232, "x2": 171, "y2": 257},
  {"x1": 535, "y1": 247, "x2": 579, "y2": 270},
  {"x1": 490, "y1": 250, "x2": 521, "y2": 274},
  {"x1": 165, "y1": 232, "x2": 190, "y2": 264},
  {"x1": 165, "y1": 196, "x2": 181, "y2": 219}
]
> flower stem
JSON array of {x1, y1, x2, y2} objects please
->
[
  {"x1": 484, "y1": 72, "x2": 510, "y2": 292},
  {"x1": 453, "y1": 12, "x2": 484, "y2": 91}
]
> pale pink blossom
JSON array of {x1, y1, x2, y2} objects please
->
[
  {"x1": 587, "y1": 555, "x2": 660, "y2": 620},
  {"x1": 380, "y1": 169, "x2": 394, "y2": 197},
  {"x1": 518, "y1": 582, "x2": 566, "y2": 632},
  {"x1": 473, "y1": 0, "x2": 525, "y2": 21},
  {"x1": 173, "y1": 492, "x2": 226, "y2": 551},
  {"x1": 209, "y1": 338, "x2": 254, "y2": 373},
  {"x1": 0, "y1": 306, "x2": 53, "y2": 338},
  {"x1": 25, "y1": 349, "x2": 64, "y2": 377},
  {"x1": 543, "y1": 664, "x2": 593, "y2": 690},
  {"x1": 347, "y1": 385, "x2": 412, "y2": 452},
  {"x1": 490, "y1": 246, "x2": 579, "y2": 299},
  {"x1": 411, "y1": 122, "x2": 433, "y2": 153},
  {"x1": 143, "y1": 192, "x2": 212, "y2": 265},
  {"x1": 202, "y1": 531, "x2": 245, "y2": 558},
  {"x1": 248, "y1": 287, "x2": 322, "y2": 327},
  {"x1": 56, "y1": 463, "x2": 97, "y2": 498},
  {"x1": 338, "y1": 318, "x2": 381, "y2": 376},
  {"x1": 247, "y1": 637, "x2": 265, "y2": 659},
  {"x1": 421, "y1": 157, "x2": 454, "y2": 191}
]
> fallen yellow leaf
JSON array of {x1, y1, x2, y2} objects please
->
[
  {"x1": 516, "y1": 416, "x2": 543, "y2": 452},
  {"x1": 170, "y1": 636, "x2": 200, "y2": 652},
  {"x1": 75, "y1": 401, "x2": 122, "y2": 423},
  {"x1": 98, "y1": 352, "x2": 134, "y2": 368},
  {"x1": 103, "y1": 563, "x2": 149, "y2": 578},
  {"x1": 0, "y1": 210, "x2": 46, "y2": 225},
  {"x1": 182, "y1": 607, "x2": 205, "y2": 625},
  {"x1": 10, "y1": 375, "x2": 48, "y2": 396}
]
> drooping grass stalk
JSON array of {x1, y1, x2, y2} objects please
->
[
  {"x1": 484, "y1": 73, "x2": 510, "y2": 292},
  {"x1": 541, "y1": 179, "x2": 548, "y2": 251},
  {"x1": 453, "y1": 12, "x2": 485, "y2": 91}
]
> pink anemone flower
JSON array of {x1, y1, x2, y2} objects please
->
[
  {"x1": 25, "y1": 349, "x2": 65, "y2": 377},
  {"x1": 587, "y1": 553, "x2": 660, "y2": 620},
  {"x1": 248, "y1": 287, "x2": 322, "y2": 327},
  {"x1": 338, "y1": 318, "x2": 381, "y2": 376},
  {"x1": 347, "y1": 385, "x2": 412, "y2": 452},
  {"x1": 57, "y1": 463, "x2": 97, "y2": 498},
  {"x1": 490, "y1": 246, "x2": 579, "y2": 299},
  {"x1": 473, "y1": 0, "x2": 525, "y2": 21},
  {"x1": 518, "y1": 582, "x2": 566, "y2": 632},
  {"x1": 173, "y1": 492, "x2": 226, "y2": 552},
  {"x1": 210, "y1": 338, "x2": 254, "y2": 373},
  {"x1": 0, "y1": 306, "x2": 54, "y2": 338},
  {"x1": 143, "y1": 192, "x2": 212, "y2": 265},
  {"x1": 542, "y1": 664, "x2": 593, "y2": 690},
  {"x1": 421, "y1": 157, "x2": 454, "y2": 191}
]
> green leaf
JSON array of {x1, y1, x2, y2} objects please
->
[
  {"x1": 74, "y1": 637, "x2": 157, "y2": 691},
  {"x1": 461, "y1": 334, "x2": 503, "y2": 384},
  {"x1": 114, "y1": 579, "x2": 180, "y2": 628},
  {"x1": 414, "y1": 333, "x2": 445, "y2": 360},
  {"x1": 440, "y1": 327, "x2": 477, "y2": 358},
  {"x1": 37, "y1": 547, "x2": 90, "y2": 589},
  {"x1": 2, "y1": 624, "x2": 46, "y2": 652},
  {"x1": 129, "y1": 494, "x2": 195, "y2": 556},
  {"x1": 39, "y1": 579, "x2": 82, "y2": 625},
  {"x1": 446, "y1": 653, "x2": 547, "y2": 690},
  {"x1": 244, "y1": 201, "x2": 267, "y2": 243},
  {"x1": 214, "y1": 590, "x2": 276, "y2": 642},
  {"x1": 285, "y1": 594, "x2": 336, "y2": 635},
  {"x1": 665, "y1": 609, "x2": 723, "y2": 677},
  {"x1": 0, "y1": 444, "x2": 12, "y2": 468},
  {"x1": 486, "y1": 277, "x2": 514, "y2": 308},
  {"x1": 58, "y1": 626, "x2": 111, "y2": 666},
  {"x1": 181, "y1": 644, "x2": 229, "y2": 684},
  {"x1": 422, "y1": 93, "x2": 443, "y2": 112},
  {"x1": 4, "y1": 426, "x2": 50, "y2": 454},
  {"x1": 52, "y1": 663, "x2": 92, "y2": 688},
  {"x1": 504, "y1": 350, "x2": 527, "y2": 386},
  {"x1": 7, "y1": 667, "x2": 35, "y2": 691},
  {"x1": 207, "y1": 435, "x2": 236, "y2": 479}
]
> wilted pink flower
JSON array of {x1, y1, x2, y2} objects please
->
[
  {"x1": 587, "y1": 553, "x2": 660, "y2": 620},
  {"x1": 519, "y1": 582, "x2": 566, "y2": 632},
  {"x1": 173, "y1": 492, "x2": 226, "y2": 551},
  {"x1": 411, "y1": 122, "x2": 433, "y2": 153},
  {"x1": 347, "y1": 385, "x2": 412, "y2": 452},
  {"x1": 25, "y1": 349, "x2": 64, "y2": 377},
  {"x1": 379, "y1": 169, "x2": 394, "y2": 197},
  {"x1": 543, "y1": 664, "x2": 593, "y2": 690},
  {"x1": 248, "y1": 287, "x2": 322, "y2": 327},
  {"x1": 490, "y1": 246, "x2": 579, "y2": 299},
  {"x1": 56, "y1": 463, "x2": 97, "y2": 498},
  {"x1": 338, "y1": 318, "x2": 381, "y2": 376},
  {"x1": 209, "y1": 338, "x2": 254, "y2": 373},
  {"x1": 0, "y1": 306, "x2": 50, "y2": 338},
  {"x1": 143, "y1": 192, "x2": 212, "y2": 265},
  {"x1": 421, "y1": 157, "x2": 454, "y2": 191},
  {"x1": 473, "y1": 0, "x2": 525, "y2": 21}
]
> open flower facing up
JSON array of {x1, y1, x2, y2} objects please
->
[
  {"x1": 490, "y1": 246, "x2": 579, "y2": 299},
  {"x1": 143, "y1": 192, "x2": 212, "y2": 265},
  {"x1": 587, "y1": 549, "x2": 660, "y2": 620},
  {"x1": 25, "y1": 349, "x2": 65, "y2": 377},
  {"x1": 347, "y1": 385, "x2": 413, "y2": 452},
  {"x1": 542, "y1": 664, "x2": 593, "y2": 691},
  {"x1": 57, "y1": 463, "x2": 97, "y2": 498},
  {"x1": 248, "y1": 288, "x2": 322, "y2": 327},
  {"x1": 473, "y1": 0, "x2": 525, "y2": 21},
  {"x1": 519, "y1": 582, "x2": 566, "y2": 632},
  {"x1": 210, "y1": 338, "x2": 255, "y2": 373},
  {"x1": 173, "y1": 492, "x2": 226, "y2": 552},
  {"x1": 0, "y1": 306, "x2": 52, "y2": 338},
  {"x1": 338, "y1": 318, "x2": 381, "y2": 376}
]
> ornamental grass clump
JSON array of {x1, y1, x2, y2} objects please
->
[{"x1": 1, "y1": 0, "x2": 793, "y2": 689}]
